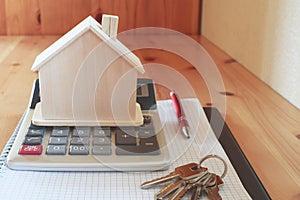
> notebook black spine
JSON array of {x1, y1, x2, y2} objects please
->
[{"x1": 203, "y1": 107, "x2": 271, "y2": 200}]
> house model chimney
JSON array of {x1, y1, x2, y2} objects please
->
[{"x1": 102, "y1": 14, "x2": 119, "y2": 39}]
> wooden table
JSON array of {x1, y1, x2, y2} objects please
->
[{"x1": 0, "y1": 35, "x2": 299, "y2": 200}]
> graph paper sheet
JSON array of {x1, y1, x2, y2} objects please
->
[{"x1": 0, "y1": 99, "x2": 252, "y2": 200}]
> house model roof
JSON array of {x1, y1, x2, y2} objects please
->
[{"x1": 31, "y1": 16, "x2": 144, "y2": 73}]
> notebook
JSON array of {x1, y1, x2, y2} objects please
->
[{"x1": 0, "y1": 99, "x2": 252, "y2": 199}]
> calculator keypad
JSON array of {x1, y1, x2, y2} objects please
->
[{"x1": 19, "y1": 116, "x2": 160, "y2": 156}]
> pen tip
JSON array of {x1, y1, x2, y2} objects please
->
[{"x1": 181, "y1": 126, "x2": 190, "y2": 139}]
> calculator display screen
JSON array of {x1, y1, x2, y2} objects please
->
[{"x1": 136, "y1": 84, "x2": 149, "y2": 97}]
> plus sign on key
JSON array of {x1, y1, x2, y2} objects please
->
[{"x1": 19, "y1": 145, "x2": 43, "y2": 155}]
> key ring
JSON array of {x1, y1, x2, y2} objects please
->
[{"x1": 199, "y1": 154, "x2": 228, "y2": 179}]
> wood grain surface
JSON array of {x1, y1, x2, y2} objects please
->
[
  {"x1": 0, "y1": 35, "x2": 299, "y2": 200},
  {"x1": 0, "y1": 0, "x2": 200, "y2": 35}
]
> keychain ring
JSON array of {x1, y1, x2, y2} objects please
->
[{"x1": 199, "y1": 154, "x2": 227, "y2": 179}]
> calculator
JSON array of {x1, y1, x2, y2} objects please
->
[{"x1": 7, "y1": 78, "x2": 170, "y2": 171}]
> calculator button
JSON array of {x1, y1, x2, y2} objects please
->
[
  {"x1": 70, "y1": 137, "x2": 90, "y2": 145},
  {"x1": 48, "y1": 137, "x2": 68, "y2": 145},
  {"x1": 19, "y1": 145, "x2": 43, "y2": 155},
  {"x1": 93, "y1": 127, "x2": 111, "y2": 137},
  {"x1": 141, "y1": 116, "x2": 154, "y2": 129},
  {"x1": 73, "y1": 127, "x2": 90, "y2": 137},
  {"x1": 139, "y1": 136, "x2": 159, "y2": 151},
  {"x1": 26, "y1": 128, "x2": 45, "y2": 137},
  {"x1": 93, "y1": 137, "x2": 111, "y2": 145},
  {"x1": 92, "y1": 146, "x2": 112, "y2": 155},
  {"x1": 52, "y1": 127, "x2": 70, "y2": 137},
  {"x1": 115, "y1": 128, "x2": 137, "y2": 145},
  {"x1": 116, "y1": 137, "x2": 160, "y2": 155},
  {"x1": 138, "y1": 128, "x2": 156, "y2": 138},
  {"x1": 29, "y1": 122, "x2": 45, "y2": 130},
  {"x1": 23, "y1": 136, "x2": 43, "y2": 145},
  {"x1": 115, "y1": 146, "x2": 159, "y2": 155},
  {"x1": 46, "y1": 145, "x2": 67, "y2": 155},
  {"x1": 143, "y1": 115, "x2": 152, "y2": 125},
  {"x1": 69, "y1": 145, "x2": 89, "y2": 155}
]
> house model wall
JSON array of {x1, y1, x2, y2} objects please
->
[{"x1": 31, "y1": 15, "x2": 145, "y2": 126}]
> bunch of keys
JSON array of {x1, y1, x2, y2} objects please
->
[{"x1": 140, "y1": 154, "x2": 227, "y2": 200}]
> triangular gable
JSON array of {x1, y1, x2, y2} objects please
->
[{"x1": 31, "y1": 16, "x2": 144, "y2": 73}]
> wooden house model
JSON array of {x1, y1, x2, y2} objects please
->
[{"x1": 31, "y1": 15, "x2": 145, "y2": 126}]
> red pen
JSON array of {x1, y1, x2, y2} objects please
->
[{"x1": 170, "y1": 90, "x2": 190, "y2": 138}]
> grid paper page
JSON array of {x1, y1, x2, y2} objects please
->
[{"x1": 0, "y1": 99, "x2": 252, "y2": 200}]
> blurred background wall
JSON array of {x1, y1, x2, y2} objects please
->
[
  {"x1": 1, "y1": 0, "x2": 299, "y2": 109},
  {"x1": 202, "y1": 0, "x2": 300, "y2": 109},
  {"x1": 0, "y1": 0, "x2": 200, "y2": 35}
]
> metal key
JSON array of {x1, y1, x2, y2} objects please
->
[
  {"x1": 196, "y1": 154, "x2": 227, "y2": 200},
  {"x1": 169, "y1": 169, "x2": 212, "y2": 200},
  {"x1": 190, "y1": 184, "x2": 203, "y2": 200},
  {"x1": 156, "y1": 168, "x2": 209, "y2": 199},
  {"x1": 155, "y1": 179, "x2": 185, "y2": 200},
  {"x1": 140, "y1": 162, "x2": 207, "y2": 189},
  {"x1": 204, "y1": 173, "x2": 224, "y2": 200},
  {"x1": 168, "y1": 183, "x2": 188, "y2": 200},
  {"x1": 168, "y1": 175, "x2": 203, "y2": 200},
  {"x1": 190, "y1": 172, "x2": 213, "y2": 200}
]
